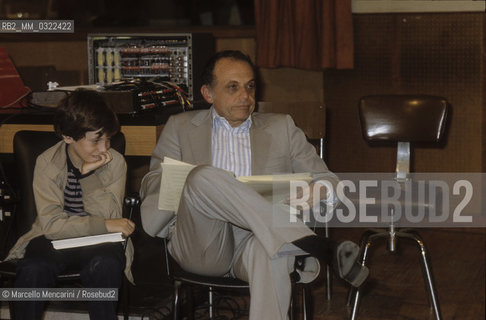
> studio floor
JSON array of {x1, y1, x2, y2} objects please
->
[
  {"x1": 131, "y1": 227, "x2": 486, "y2": 319},
  {"x1": 1, "y1": 227, "x2": 484, "y2": 320}
]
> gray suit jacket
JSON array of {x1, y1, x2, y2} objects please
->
[{"x1": 140, "y1": 108, "x2": 338, "y2": 238}]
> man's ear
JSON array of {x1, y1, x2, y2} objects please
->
[
  {"x1": 201, "y1": 85, "x2": 214, "y2": 104},
  {"x1": 62, "y1": 135, "x2": 75, "y2": 144}
]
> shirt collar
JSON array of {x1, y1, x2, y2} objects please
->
[{"x1": 211, "y1": 106, "x2": 252, "y2": 132}]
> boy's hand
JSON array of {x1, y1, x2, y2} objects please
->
[
  {"x1": 105, "y1": 218, "x2": 136, "y2": 238},
  {"x1": 80, "y1": 151, "x2": 113, "y2": 175}
]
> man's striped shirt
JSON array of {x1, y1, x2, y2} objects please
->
[{"x1": 211, "y1": 108, "x2": 252, "y2": 177}]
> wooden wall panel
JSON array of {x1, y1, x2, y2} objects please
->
[
  {"x1": 0, "y1": 41, "x2": 88, "y2": 84},
  {"x1": 324, "y1": 13, "x2": 484, "y2": 173},
  {"x1": 483, "y1": 16, "x2": 486, "y2": 173}
]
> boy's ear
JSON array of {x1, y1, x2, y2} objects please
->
[
  {"x1": 201, "y1": 85, "x2": 214, "y2": 104},
  {"x1": 62, "y1": 135, "x2": 75, "y2": 144}
]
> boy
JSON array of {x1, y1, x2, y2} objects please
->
[{"x1": 5, "y1": 89, "x2": 135, "y2": 320}]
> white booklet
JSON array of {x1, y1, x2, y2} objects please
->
[
  {"x1": 51, "y1": 232, "x2": 124, "y2": 250},
  {"x1": 158, "y1": 157, "x2": 197, "y2": 213},
  {"x1": 157, "y1": 157, "x2": 312, "y2": 213}
]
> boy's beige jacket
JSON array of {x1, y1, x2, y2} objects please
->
[{"x1": 4, "y1": 140, "x2": 133, "y2": 284}]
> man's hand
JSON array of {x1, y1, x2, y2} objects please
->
[
  {"x1": 81, "y1": 151, "x2": 113, "y2": 175},
  {"x1": 105, "y1": 218, "x2": 136, "y2": 238},
  {"x1": 306, "y1": 181, "x2": 328, "y2": 207},
  {"x1": 285, "y1": 181, "x2": 328, "y2": 209}
]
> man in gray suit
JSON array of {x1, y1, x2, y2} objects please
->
[{"x1": 140, "y1": 50, "x2": 368, "y2": 320}]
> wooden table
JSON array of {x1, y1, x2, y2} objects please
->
[
  {"x1": 0, "y1": 110, "x2": 172, "y2": 156},
  {"x1": 0, "y1": 123, "x2": 163, "y2": 156}
]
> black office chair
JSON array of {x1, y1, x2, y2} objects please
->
[
  {"x1": 166, "y1": 241, "x2": 314, "y2": 320},
  {"x1": 124, "y1": 193, "x2": 314, "y2": 320},
  {"x1": 348, "y1": 95, "x2": 448, "y2": 320},
  {"x1": 163, "y1": 238, "x2": 249, "y2": 320},
  {"x1": 0, "y1": 130, "x2": 129, "y2": 319}
]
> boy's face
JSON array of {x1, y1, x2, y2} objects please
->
[{"x1": 63, "y1": 129, "x2": 111, "y2": 163}]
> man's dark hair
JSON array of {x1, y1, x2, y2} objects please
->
[
  {"x1": 201, "y1": 50, "x2": 256, "y2": 87},
  {"x1": 54, "y1": 89, "x2": 120, "y2": 141}
]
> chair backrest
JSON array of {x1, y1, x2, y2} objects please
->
[
  {"x1": 359, "y1": 95, "x2": 448, "y2": 143},
  {"x1": 257, "y1": 101, "x2": 326, "y2": 141},
  {"x1": 258, "y1": 101, "x2": 326, "y2": 159},
  {"x1": 358, "y1": 95, "x2": 449, "y2": 181},
  {"x1": 13, "y1": 130, "x2": 125, "y2": 236}
]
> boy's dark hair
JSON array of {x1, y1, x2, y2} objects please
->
[
  {"x1": 201, "y1": 50, "x2": 256, "y2": 87},
  {"x1": 54, "y1": 89, "x2": 119, "y2": 141}
]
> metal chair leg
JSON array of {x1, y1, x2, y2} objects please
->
[
  {"x1": 397, "y1": 231, "x2": 442, "y2": 320},
  {"x1": 325, "y1": 263, "x2": 332, "y2": 300},
  {"x1": 122, "y1": 277, "x2": 130, "y2": 320},
  {"x1": 302, "y1": 285, "x2": 312, "y2": 320},
  {"x1": 289, "y1": 282, "x2": 295, "y2": 320},
  {"x1": 323, "y1": 220, "x2": 333, "y2": 301},
  {"x1": 349, "y1": 229, "x2": 442, "y2": 320},
  {"x1": 173, "y1": 280, "x2": 182, "y2": 320},
  {"x1": 208, "y1": 286, "x2": 214, "y2": 320},
  {"x1": 349, "y1": 230, "x2": 389, "y2": 320}
]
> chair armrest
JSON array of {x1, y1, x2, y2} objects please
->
[
  {"x1": 0, "y1": 259, "x2": 19, "y2": 277},
  {"x1": 122, "y1": 193, "x2": 140, "y2": 252},
  {"x1": 124, "y1": 192, "x2": 141, "y2": 209},
  {"x1": 124, "y1": 192, "x2": 141, "y2": 220}
]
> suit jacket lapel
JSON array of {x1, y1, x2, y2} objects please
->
[
  {"x1": 187, "y1": 110, "x2": 272, "y2": 171},
  {"x1": 250, "y1": 114, "x2": 271, "y2": 175},
  {"x1": 188, "y1": 110, "x2": 212, "y2": 164}
]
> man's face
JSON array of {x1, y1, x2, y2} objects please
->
[
  {"x1": 201, "y1": 58, "x2": 256, "y2": 127},
  {"x1": 63, "y1": 129, "x2": 111, "y2": 163}
]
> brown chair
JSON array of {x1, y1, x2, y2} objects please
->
[
  {"x1": 0, "y1": 130, "x2": 129, "y2": 319},
  {"x1": 348, "y1": 95, "x2": 448, "y2": 320}
]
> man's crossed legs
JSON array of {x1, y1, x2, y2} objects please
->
[{"x1": 168, "y1": 166, "x2": 367, "y2": 320}]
